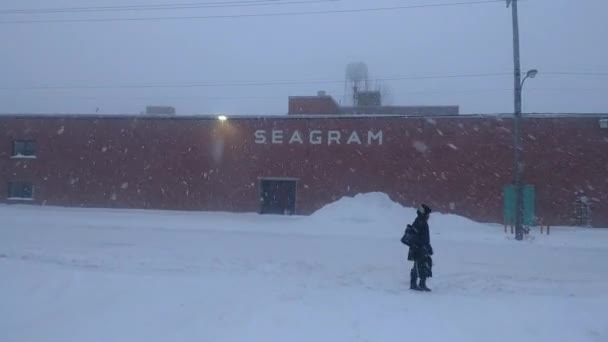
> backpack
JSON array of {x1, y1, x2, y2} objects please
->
[{"x1": 400, "y1": 224, "x2": 417, "y2": 246}]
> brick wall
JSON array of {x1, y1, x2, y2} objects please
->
[{"x1": 1, "y1": 114, "x2": 606, "y2": 227}]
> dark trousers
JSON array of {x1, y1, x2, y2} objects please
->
[{"x1": 411, "y1": 256, "x2": 432, "y2": 279}]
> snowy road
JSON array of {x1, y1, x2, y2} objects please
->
[{"x1": 1, "y1": 194, "x2": 607, "y2": 342}]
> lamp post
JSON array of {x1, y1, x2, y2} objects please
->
[
  {"x1": 513, "y1": 68, "x2": 538, "y2": 240},
  {"x1": 508, "y1": 0, "x2": 539, "y2": 240}
]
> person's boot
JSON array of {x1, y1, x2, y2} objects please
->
[
  {"x1": 410, "y1": 269, "x2": 419, "y2": 290},
  {"x1": 419, "y1": 278, "x2": 431, "y2": 292}
]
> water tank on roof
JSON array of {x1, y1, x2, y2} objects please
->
[{"x1": 354, "y1": 90, "x2": 381, "y2": 107}]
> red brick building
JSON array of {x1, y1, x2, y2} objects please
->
[
  {"x1": 1, "y1": 114, "x2": 607, "y2": 227},
  {"x1": 288, "y1": 92, "x2": 459, "y2": 116},
  {"x1": 288, "y1": 95, "x2": 340, "y2": 115}
]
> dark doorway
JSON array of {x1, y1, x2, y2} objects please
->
[{"x1": 259, "y1": 178, "x2": 297, "y2": 215}]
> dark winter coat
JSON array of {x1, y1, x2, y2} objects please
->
[{"x1": 407, "y1": 212, "x2": 433, "y2": 261}]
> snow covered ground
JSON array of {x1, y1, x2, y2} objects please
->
[{"x1": 1, "y1": 193, "x2": 607, "y2": 342}]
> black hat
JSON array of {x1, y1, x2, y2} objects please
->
[{"x1": 417, "y1": 204, "x2": 432, "y2": 215}]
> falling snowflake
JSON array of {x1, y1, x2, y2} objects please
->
[
  {"x1": 57, "y1": 126, "x2": 65, "y2": 135},
  {"x1": 121, "y1": 182, "x2": 129, "y2": 189},
  {"x1": 413, "y1": 141, "x2": 428, "y2": 153},
  {"x1": 447, "y1": 143, "x2": 458, "y2": 150}
]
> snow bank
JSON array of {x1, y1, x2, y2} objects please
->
[
  {"x1": 310, "y1": 192, "x2": 495, "y2": 240},
  {"x1": 311, "y1": 192, "x2": 486, "y2": 229},
  {"x1": 309, "y1": 192, "x2": 608, "y2": 247},
  {"x1": 311, "y1": 192, "x2": 414, "y2": 223}
]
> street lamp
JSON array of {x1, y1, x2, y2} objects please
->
[
  {"x1": 521, "y1": 69, "x2": 538, "y2": 88},
  {"x1": 520, "y1": 69, "x2": 538, "y2": 113},
  {"x1": 508, "y1": 0, "x2": 538, "y2": 241},
  {"x1": 513, "y1": 68, "x2": 538, "y2": 240}
]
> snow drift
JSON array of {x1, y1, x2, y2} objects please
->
[
  {"x1": 312, "y1": 192, "x2": 414, "y2": 223},
  {"x1": 311, "y1": 192, "x2": 495, "y2": 239}
]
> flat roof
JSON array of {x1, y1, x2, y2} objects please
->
[{"x1": 0, "y1": 113, "x2": 606, "y2": 120}]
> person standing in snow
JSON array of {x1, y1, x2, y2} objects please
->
[{"x1": 407, "y1": 204, "x2": 433, "y2": 292}]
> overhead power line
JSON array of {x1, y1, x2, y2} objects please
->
[
  {"x1": 0, "y1": 72, "x2": 514, "y2": 90},
  {"x1": 1, "y1": 71, "x2": 606, "y2": 91},
  {"x1": 34, "y1": 87, "x2": 608, "y2": 101},
  {"x1": 0, "y1": 0, "x2": 338, "y2": 15},
  {"x1": 3, "y1": 71, "x2": 608, "y2": 91},
  {"x1": 0, "y1": 1, "x2": 507, "y2": 24},
  {"x1": 0, "y1": 0, "x2": 282, "y2": 13},
  {"x1": 543, "y1": 72, "x2": 608, "y2": 77}
]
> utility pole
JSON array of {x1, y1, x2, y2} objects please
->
[{"x1": 508, "y1": 0, "x2": 524, "y2": 241}]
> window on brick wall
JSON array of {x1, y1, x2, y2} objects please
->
[
  {"x1": 12, "y1": 140, "x2": 37, "y2": 158},
  {"x1": 8, "y1": 182, "x2": 34, "y2": 200}
]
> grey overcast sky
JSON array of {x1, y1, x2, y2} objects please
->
[{"x1": 0, "y1": 0, "x2": 606, "y2": 115}]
